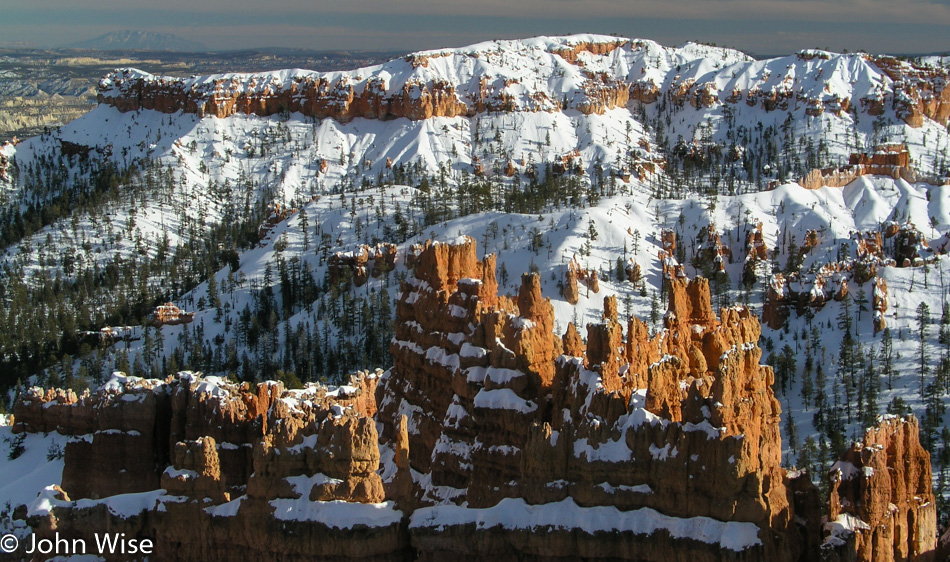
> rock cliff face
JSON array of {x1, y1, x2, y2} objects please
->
[
  {"x1": 16, "y1": 371, "x2": 407, "y2": 561},
  {"x1": 96, "y1": 38, "x2": 634, "y2": 124},
  {"x1": 93, "y1": 38, "x2": 950, "y2": 152},
  {"x1": 821, "y1": 416, "x2": 937, "y2": 562},
  {"x1": 799, "y1": 145, "x2": 919, "y2": 190},
  {"x1": 8, "y1": 238, "x2": 938, "y2": 560}
]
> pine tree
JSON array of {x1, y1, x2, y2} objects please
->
[
  {"x1": 918, "y1": 302, "x2": 931, "y2": 397},
  {"x1": 860, "y1": 349, "x2": 879, "y2": 428},
  {"x1": 801, "y1": 352, "x2": 814, "y2": 409},
  {"x1": 880, "y1": 327, "x2": 894, "y2": 390},
  {"x1": 798, "y1": 436, "x2": 819, "y2": 477},
  {"x1": 813, "y1": 362, "x2": 828, "y2": 432},
  {"x1": 650, "y1": 290, "x2": 660, "y2": 329},
  {"x1": 854, "y1": 287, "x2": 869, "y2": 325},
  {"x1": 837, "y1": 331, "x2": 863, "y2": 424},
  {"x1": 922, "y1": 379, "x2": 945, "y2": 450},
  {"x1": 785, "y1": 399, "x2": 800, "y2": 455},
  {"x1": 298, "y1": 206, "x2": 310, "y2": 250}
]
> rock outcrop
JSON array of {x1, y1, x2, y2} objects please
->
[
  {"x1": 872, "y1": 277, "x2": 888, "y2": 333},
  {"x1": 799, "y1": 145, "x2": 919, "y2": 190},
  {"x1": 328, "y1": 243, "x2": 398, "y2": 286},
  {"x1": 821, "y1": 416, "x2": 936, "y2": 561},
  {"x1": 15, "y1": 370, "x2": 406, "y2": 561}
]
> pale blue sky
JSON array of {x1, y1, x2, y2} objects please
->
[{"x1": 2, "y1": 0, "x2": 949, "y2": 55}]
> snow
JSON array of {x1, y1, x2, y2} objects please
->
[
  {"x1": 204, "y1": 495, "x2": 246, "y2": 517},
  {"x1": 484, "y1": 367, "x2": 526, "y2": 385},
  {"x1": 0, "y1": 429, "x2": 69, "y2": 511},
  {"x1": 684, "y1": 420, "x2": 725, "y2": 439},
  {"x1": 28, "y1": 486, "x2": 165, "y2": 519},
  {"x1": 325, "y1": 385, "x2": 359, "y2": 399},
  {"x1": 285, "y1": 473, "x2": 343, "y2": 497},
  {"x1": 269, "y1": 498, "x2": 402, "y2": 528},
  {"x1": 574, "y1": 436, "x2": 631, "y2": 463},
  {"x1": 460, "y1": 343, "x2": 488, "y2": 359},
  {"x1": 823, "y1": 512, "x2": 871, "y2": 548},
  {"x1": 649, "y1": 443, "x2": 677, "y2": 461},
  {"x1": 425, "y1": 346, "x2": 461, "y2": 372},
  {"x1": 598, "y1": 482, "x2": 653, "y2": 495},
  {"x1": 410, "y1": 497, "x2": 762, "y2": 552},
  {"x1": 473, "y1": 388, "x2": 537, "y2": 413},
  {"x1": 193, "y1": 376, "x2": 232, "y2": 398},
  {"x1": 831, "y1": 461, "x2": 859, "y2": 481},
  {"x1": 73, "y1": 490, "x2": 166, "y2": 518}
]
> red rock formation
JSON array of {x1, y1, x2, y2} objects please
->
[
  {"x1": 660, "y1": 228, "x2": 676, "y2": 255},
  {"x1": 563, "y1": 264, "x2": 580, "y2": 304},
  {"x1": 800, "y1": 145, "x2": 919, "y2": 189},
  {"x1": 588, "y1": 269, "x2": 600, "y2": 293},
  {"x1": 822, "y1": 416, "x2": 936, "y2": 561},
  {"x1": 872, "y1": 277, "x2": 888, "y2": 333},
  {"x1": 762, "y1": 274, "x2": 790, "y2": 330},
  {"x1": 149, "y1": 302, "x2": 195, "y2": 326},
  {"x1": 97, "y1": 39, "x2": 635, "y2": 128},
  {"x1": 550, "y1": 39, "x2": 628, "y2": 63},
  {"x1": 162, "y1": 436, "x2": 228, "y2": 503},
  {"x1": 690, "y1": 83, "x2": 719, "y2": 109},
  {"x1": 10, "y1": 239, "x2": 938, "y2": 561},
  {"x1": 745, "y1": 222, "x2": 768, "y2": 262},
  {"x1": 257, "y1": 201, "x2": 296, "y2": 241},
  {"x1": 871, "y1": 56, "x2": 950, "y2": 128},
  {"x1": 697, "y1": 223, "x2": 732, "y2": 272},
  {"x1": 19, "y1": 370, "x2": 404, "y2": 561},
  {"x1": 328, "y1": 243, "x2": 397, "y2": 286},
  {"x1": 378, "y1": 240, "x2": 816, "y2": 559},
  {"x1": 562, "y1": 322, "x2": 586, "y2": 358},
  {"x1": 625, "y1": 259, "x2": 642, "y2": 283}
]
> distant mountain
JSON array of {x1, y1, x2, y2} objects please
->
[{"x1": 66, "y1": 30, "x2": 206, "y2": 52}]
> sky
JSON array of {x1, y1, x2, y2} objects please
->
[{"x1": 2, "y1": 0, "x2": 950, "y2": 56}]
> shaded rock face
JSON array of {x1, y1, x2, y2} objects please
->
[
  {"x1": 15, "y1": 371, "x2": 407, "y2": 561},
  {"x1": 14, "y1": 381, "x2": 170, "y2": 499}
]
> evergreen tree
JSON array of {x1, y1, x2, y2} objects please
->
[
  {"x1": 918, "y1": 302, "x2": 931, "y2": 397},
  {"x1": 801, "y1": 352, "x2": 814, "y2": 409},
  {"x1": 880, "y1": 328, "x2": 894, "y2": 390},
  {"x1": 298, "y1": 206, "x2": 310, "y2": 251}
]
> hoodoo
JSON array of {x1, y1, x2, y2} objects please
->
[{"x1": 8, "y1": 238, "x2": 935, "y2": 560}]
